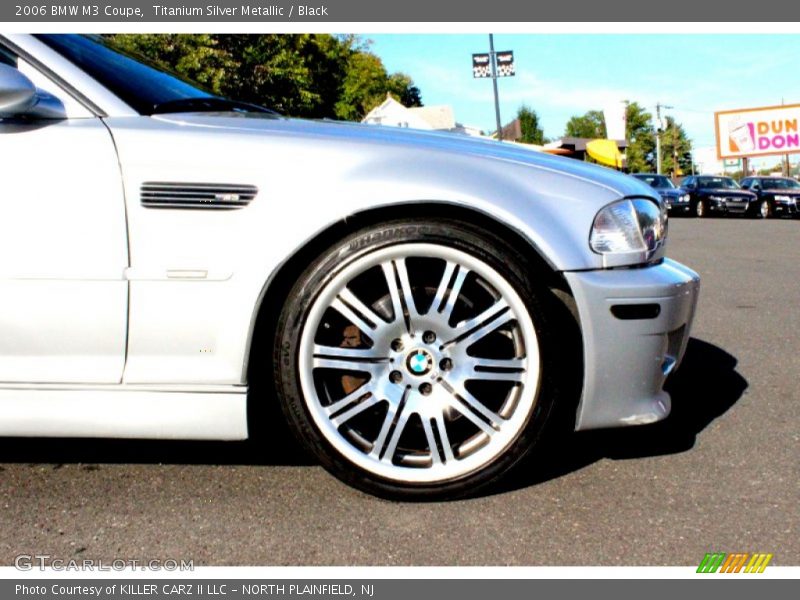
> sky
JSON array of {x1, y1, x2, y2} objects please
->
[{"x1": 365, "y1": 33, "x2": 800, "y2": 169}]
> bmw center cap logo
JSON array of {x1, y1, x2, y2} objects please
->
[{"x1": 406, "y1": 349, "x2": 433, "y2": 376}]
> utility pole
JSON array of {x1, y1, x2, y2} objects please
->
[
  {"x1": 655, "y1": 102, "x2": 673, "y2": 174},
  {"x1": 489, "y1": 34, "x2": 503, "y2": 140},
  {"x1": 672, "y1": 124, "x2": 679, "y2": 180},
  {"x1": 783, "y1": 98, "x2": 790, "y2": 177}
]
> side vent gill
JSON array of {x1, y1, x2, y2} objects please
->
[{"x1": 140, "y1": 182, "x2": 258, "y2": 210}]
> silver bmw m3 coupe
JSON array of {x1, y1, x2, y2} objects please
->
[{"x1": 0, "y1": 34, "x2": 699, "y2": 498}]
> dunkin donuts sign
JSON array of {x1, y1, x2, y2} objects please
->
[{"x1": 716, "y1": 104, "x2": 800, "y2": 159}]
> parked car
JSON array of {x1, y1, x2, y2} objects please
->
[
  {"x1": 740, "y1": 176, "x2": 800, "y2": 218},
  {"x1": 681, "y1": 175, "x2": 759, "y2": 218},
  {"x1": 631, "y1": 173, "x2": 691, "y2": 214},
  {"x1": 0, "y1": 34, "x2": 700, "y2": 499}
]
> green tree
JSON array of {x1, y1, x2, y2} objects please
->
[
  {"x1": 517, "y1": 105, "x2": 546, "y2": 144},
  {"x1": 624, "y1": 101, "x2": 656, "y2": 173},
  {"x1": 108, "y1": 34, "x2": 235, "y2": 94},
  {"x1": 564, "y1": 110, "x2": 606, "y2": 139},
  {"x1": 107, "y1": 34, "x2": 422, "y2": 121},
  {"x1": 659, "y1": 116, "x2": 693, "y2": 177}
]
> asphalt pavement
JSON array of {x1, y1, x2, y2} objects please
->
[{"x1": 0, "y1": 218, "x2": 797, "y2": 566}]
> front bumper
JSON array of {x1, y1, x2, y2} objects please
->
[
  {"x1": 564, "y1": 259, "x2": 700, "y2": 431},
  {"x1": 666, "y1": 202, "x2": 691, "y2": 214},
  {"x1": 707, "y1": 196, "x2": 754, "y2": 214},
  {"x1": 773, "y1": 197, "x2": 800, "y2": 216}
]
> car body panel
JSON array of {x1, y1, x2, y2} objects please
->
[
  {"x1": 105, "y1": 112, "x2": 661, "y2": 385},
  {"x1": 0, "y1": 117, "x2": 129, "y2": 383},
  {"x1": 566, "y1": 259, "x2": 699, "y2": 429}
]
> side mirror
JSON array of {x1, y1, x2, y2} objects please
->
[{"x1": 0, "y1": 63, "x2": 37, "y2": 118}]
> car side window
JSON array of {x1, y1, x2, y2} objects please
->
[{"x1": 0, "y1": 45, "x2": 16, "y2": 67}]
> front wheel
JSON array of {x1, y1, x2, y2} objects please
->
[
  {"x1": 695, "y1": 199, "x2": 707, "y2": 218},
  {"x1": 273, "y1": 219, "x2": 560, "y2": 499},
  {"x1": 758, "y1": 199, "x2": 772, "y2": 219}
]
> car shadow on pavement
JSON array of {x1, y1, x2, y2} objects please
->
[
  {"x1": 492, "y1": 337, "x2": 749, "y2": 496},
  {"x1": 0, "y1": 381, "x2": 314, "y2": 467},
  {"x1": 0, "y1": 338, "x2": 747, "y2": 486}
]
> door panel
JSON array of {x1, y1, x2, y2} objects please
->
[{"x1": 0, "y1": 117, "x2": 128, "y2": 383}]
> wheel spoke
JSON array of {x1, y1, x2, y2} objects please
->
[
  {"x1": 312, "y1": 356, "x2": 386, "y2": 376},
  {"x1": 430, "y1": 262, "x2": 470, "y2": 321},
  {"x1": 380, "y1": 261, "x2": 405, "y2": 324},
  {"x1": 433, "y1": 411, "x2": 456, "y2": 463},
  {"x1": 467, "y1": 356, "x2": 526, "y2": 370},
  {"x1": 331, "y1": 297, "x2": 378, "y2": 337},
  {"x1": 380, "y1": 400, "x2": 413, "y2": 464},
  {"x1": 421, "y1": 418, "x2": 442, "y2": 465},
  {"x1": 313, "y1": 344, "x2": 388, "y2": 362},
  {"x1": 445, "y1": 386, "x2": 502, "y2": 434},
  {"x1": 394, "y1": 258, "x2": 420, "y2": 320},
  {"x1": 467, "y1": 370, "x2": 525, "y2": 383},
  {"x1": 430, "y1": 261, "x2": 457, "y2": 314},
  {"x1": 323, "y1": 385, "x2": 373, "y2": 417},
  {"x1": 339, "y1": 287, "x2": 389, "y2": 329},
  {"x1": 466, "y1": 356, "x2": 526, "y2": 382},
  {"x1": 445, "y1": 303, "x2": 514, "y2": 349},
  {"x1": 330, "y1": 394, "x2": 382, "y2": 427},
  {"x1": 368, "y1": 384, "x2": 407, "y2": 459}
]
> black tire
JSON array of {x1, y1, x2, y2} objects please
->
[
  {"x1": 272, "y1": 218, "x2": 567, "y2": 500},
  {"x1": 757, "y1": 199, "x2": 772, "y2": 219},
  {"x1": 695, "y1": 199, "x2": 707, "y2": 218}
]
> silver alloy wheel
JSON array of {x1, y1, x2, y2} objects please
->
[
  {"x1": 760, "y1": 200, "x2": 770, "y2": 218},
  {"x1": 298, "y1": 243, "x2": 541, "y2": 484},
  {"x1": 696, "y1": 200, "x2": 705, "y2": 217}
]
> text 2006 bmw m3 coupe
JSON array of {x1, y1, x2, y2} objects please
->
[{"x1": 0, "y1": 34, "x2": 700, "y2": 499}]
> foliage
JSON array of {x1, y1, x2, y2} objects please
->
[
  {"x1": 107, "y1": 34, "x2": 422, "y2": 120},
  {"x1": 562, "y1": 103, "x2": 700, "y2": 174},
  {"x1": 516, "y1": 104, "x2": 547, "y2": 144},
  {"x1": 564, "y1": 110, "x2": 606, "y2": 139},
  {"x1": 624, "y1": 102, "x2": 656, "y2": 173},
  {"x1": 659, "y1": 116, "x2": 693, "y2": 177}
]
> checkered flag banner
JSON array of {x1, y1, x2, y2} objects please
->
[
  {"x1": 496, "y1": 51, "x2": 515, "y2": 77},
  {"x1": 472, "y1": 53, "x2": 491, "y2": 78}
]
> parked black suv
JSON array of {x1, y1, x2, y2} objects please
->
[
  {"x1": 681, "y1": 175, "x2": 759, "y2": 218},
  {"x1": 740, "y1": 176, "x2": 800, "y2": 218}
]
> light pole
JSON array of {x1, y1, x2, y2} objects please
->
[
  {"x1": 489, "y1": 34, "x2": 503, "y2": 140},
  {"x1": 472, "y1": 36, "x2": 514, "y2": 140}
]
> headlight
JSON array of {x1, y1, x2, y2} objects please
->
[
  {"x1": 774, "y1": 195, "x2": 791, "y2": 202},
  {"x1": 709, "y1": 195, "x2": 724, "y2": 202},
  {"x1": 681, "y1": 194, "x2": 690, "y2": 202},
  {"x1": 590, "y1": 198, "x2": 668, "y2": 258}
]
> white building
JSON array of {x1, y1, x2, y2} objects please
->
[
  {"x1": 362, "y1": 95, "x2": 484, "y2": 137},
  {"x1": 692, "y1": 146, "x2": 726, "y2": 175}
]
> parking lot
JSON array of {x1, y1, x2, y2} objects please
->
[{"x1": 0, "y1": 218, "x2": 797, "y2": 567}]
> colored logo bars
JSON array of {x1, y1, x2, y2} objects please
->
[{"x1": 697, "y1": 552, "x2": 774, "y2": 573}]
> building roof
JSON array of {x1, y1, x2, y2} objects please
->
[{"x1": 409, "y1": 105, "x2": 456, "y2": 130}]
